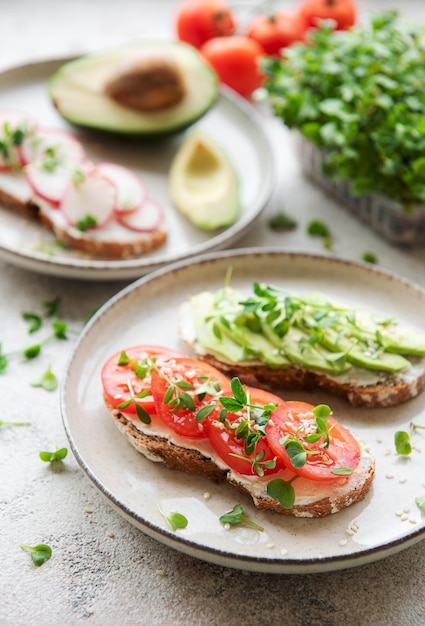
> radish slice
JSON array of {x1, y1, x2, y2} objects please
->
[
  {"x1": 96, "y1": 162, "x2": 146, "y2": 214},
  {"x1": 18, "y1": 127, "x2": 86, "y2": 166},
  {"x1": 25, "y1": 161, "x2": 90, "y2": 206},
  {"x1": 0, "y1": 109, "x2": 36, "y2": 170},
  {"x1": 60, "y1": 170, "x2": 116, "y2": 230},
  {"x1": 118, "y1": 197, "x2": 164, "y2": 232}
]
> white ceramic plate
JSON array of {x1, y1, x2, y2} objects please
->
[
  {"x1": 0, "y1": 58, "x2": 274, "y2": 281},
  {"x1": 61, "y1": 249, "x2": 425, "y2": 573}
]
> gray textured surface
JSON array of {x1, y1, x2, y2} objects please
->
[{"x1": 3, "y1": 1, "x2": 425, "y2": 625}]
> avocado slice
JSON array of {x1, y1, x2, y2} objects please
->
[
  {"x1": 169, "y1": 129, "x2": 240, "y2": 230},
  {"x1": 48, "y1": 41, "x2": 218, "y2": 137}
]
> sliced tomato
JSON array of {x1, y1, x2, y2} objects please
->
[
  {"x1": 266, "y1": 400, "x2": 361, "y2": 481},
  {"x1": 101, "y1": 345, "x2": 185, "y2": 418},
  {"x1": 204, "y1": 386, "x2": 285, "y2": 476},
  {"x1": 151, "y1": 357, "x2": 230, "y2": 439}
]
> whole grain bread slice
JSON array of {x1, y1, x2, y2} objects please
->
[{"x1": 107, "y1": 401, "x2": 375, "y2": 519}]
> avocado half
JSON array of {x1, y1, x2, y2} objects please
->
[{"x1": 48, "y1": 41, "x2": 219, "y2": 137}]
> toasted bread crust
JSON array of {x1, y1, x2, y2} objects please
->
[
  {"x1": 107, "y1": 403, "x2": 375, "y2": 518},
  {"x1": 0, "y1": 187, "x2": 39, "y2": 219}
]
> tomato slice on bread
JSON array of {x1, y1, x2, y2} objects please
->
[
  {"x1": 151, "y1": 357, "x2": 230, "y2": 439},
  {"x1": 266, "y1": 400, "x2": 361, "y2": 481},
  {"x1": 204, "y1": 386, "x2": 284, "y2": 476},
  {"x1": 101, "y1": 345, "x2": 185, "y2": 418}
]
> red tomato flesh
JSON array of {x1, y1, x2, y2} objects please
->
[
  {"x1": 204, "y1": 387, "x2": 284, "y2": 476},
  {"x1": 101, "y1": 345, "x2": 185, "y2": 417},
  {"x1": 151, "y1": 357, "x2": 230, "y2": 439},
  {"x1": 266, "y1": 400, "x2": 361, "y2": 481}
]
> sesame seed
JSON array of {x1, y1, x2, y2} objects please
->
[
  {"x1": 409, "y1": 519, "x2": 417, "y2": 525},
  {"x1": 395, "y1": 510, "x2": 403, "y2": 517},
  {"x1": 280, "y1": 548, "x2": 288, "y2": 556},
  {"x1": 224, "y1": 523, "x2": 231, "y2": 530},
  {"x1": 385, "y1": 449, "x2": 392, "y2": 456},
  {"x1": 203, "y1": 492, "x2": 211, "y2": 500},
  {"x1": 399, "y1": 477, "x2": 407, "y2": 484},
  {"x1": 106, "y1": 530, "x2": 115, "y2": 538},
  {"x1": 339, "y1": 539, "x2": 348, "y2": 547},
  {"x1": 385, "y1": 473, "x2": 394, "y2": 479},
  {"x1": 401, "y1": 514, "x2": 409, "y2": 522},
  {"x1": 376, "y1": 437, "x2": 382, "y2": 444},
  {"x1": 403, "y1": 507, "x2": 410, "y2": 513},
  {"x1": 346, "y1": 528, "x2": 355, "y2": 536},
  {"x1": 156, "y1": 569, "x2": 166, "y2": 577},
  {"x1": 84, "y1": 507, "x2": 93, "y2": 514},
  {"x1": 266, "y1": 542, "x2": 274, "y2": 549}
]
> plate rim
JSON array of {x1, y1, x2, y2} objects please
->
[
  {"x1": 61, "y1": 247, "x2": 425, "y2": 574},
  {"x1": 0, "y1": 56, "x2": 275, "y2": 281}
]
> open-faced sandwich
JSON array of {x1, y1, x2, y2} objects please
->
[
  {"x1": 179, "y1": 282, "x2": 425, "y2": 408},
  {"x1": 101, "y1": 345, "x2": 375, "y2": 518},
  {"x1": 0, "y1": 109, "x2": 166, "y2": 258}
]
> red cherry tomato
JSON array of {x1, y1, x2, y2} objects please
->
[
  {"x1": 151, "y1": 357, "x2": 230, "y2": 439},
  {"x1": 200, "y1": 35, "x2": 265, "y2": 97},
  {"x1": 101, "y1": 345, "x2": 185, "y2": 417},
  {"x1": 297, "y1": 0, "x2": 357, "y2": 31},
  {"x1": 175, "y1": 0, "x2": 236, "y2": 49},
  {"x1": 266, "y1": 401, "x2": 361, "y2": 481},
  {"x1": 204, "y1": 386, "x2": 284, "y2": 476},
  {"x1": 246, "y1": 11, "x2": 307, "y2": 56}
]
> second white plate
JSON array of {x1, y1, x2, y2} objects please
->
[
  {"x1": 0, "y1": 58, "x2": 274, "y2": 280},
  {"x1": 61, "y1": 249, "x2": 425, "y2": 574}
]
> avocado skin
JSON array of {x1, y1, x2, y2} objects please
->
[{"x1": 48, "y1": 41, "x2": 219, "y2": 138}]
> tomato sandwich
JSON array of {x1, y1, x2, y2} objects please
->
[{"x1": 101, "y1": 345, "x2": 375, "y2": 518}]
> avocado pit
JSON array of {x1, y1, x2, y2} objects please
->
[{"x1": 104, "y1": 56, "x2": 186, "y2": 112}]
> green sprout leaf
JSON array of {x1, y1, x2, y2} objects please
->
[
  {"x1": 267, "y1": 478, "x2": 296, "y2": 509},
  {"x1": 20, "y1": 543, "x2": 52, "y2": 567},
  {"x1": 415, "y1": 495, "x2": 425, "y2": 513},
  {"x1": 39, "y1": 447, "x2": 68, "y2": 463},
  {"x1": 21, "y1": 312, "x2": 43, "y2": 334},
  {"x1": 31, "y1": 365, "x2": 58, "y2": 392},
  {"x1": 395, "y1": 430, "x2": 412, "y2": 455},
  {"x1": 361, "y1": 253, "x2": 378, "y2": 264},
  {"x1": 0, "y1": 419, "x2": 31, "y2": 427},
  {"x1": 219, "y1": 503, "x2": 264, "y2": 531},
  {"x1": 158, "y1": 505, "x2": 188, "y2": 532},
  {"x1": 268, "y1": 211, "x2": 298, "y2": 231}
]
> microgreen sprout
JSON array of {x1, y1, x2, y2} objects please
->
[
  {"x1": 219, "y1": 504, "x2": 264, "y2": 531},
  {"x1": 31, "y1": 365, "x2": 58, "y2": 391},
  {"x1": 361, "y1": 252, "x2": 378, "y2": 264},
  {"x1": 307, "y1": 220, "x2": 333, "y2": 250},
  {"x1": 395, "y1": 423, "x2": 425, "y2": 455},
  {"x1": 117, "y1": 378, "x2": 151, "y2": 424},
  {"x1": 20, "y1": 543, "x2": 52, "y2": 567},
  {"x1": 0, "y1": 419, "x2": 31, "y2": 427},
  {"x1": 268, "y1": 211, "x2": 298, "y2": 232},
  {"x1": 416, "y1": 495, "x2": 425, "y2": 513},
  {"x1": 39, "y1": 447, "x2": 68, "y2": 463},
  {"x1": 157, "y1": 505, "x2": 188, "y2": 532},
  {"x1": 76, "y1": 214, "x2": 98, "y2": 232},
  {"x1": 267, "y1": 477, "x2": 297, "y2": 509}
]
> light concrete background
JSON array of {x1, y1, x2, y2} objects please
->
[{"x1": 2, "y1": 1, "x2": 425, "y2": 625}]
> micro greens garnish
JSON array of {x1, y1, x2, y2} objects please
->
[
  {"x1": 20, "y1": 543, "x2": 52, "y2": 567},
  {"x1": 361, "y1": 252, "x2": 378, "y2": 264},
  {"x1": 219, "y1": 504, "x2": 264, "y2": 531},
  {"x1": 76, "y1": 214, "x2": 98, "y2": 232},
  {"x1": 118, "y1": 350, "x2": 131, "y2": 366},
  {"x1": 31, "y1": 365, "x2": 58, "y2": 392},
  {"x1": 394, "y1": 423, "x2": 425, "y2": 455},
  {"x1": 72, "y1": 168, "x2": 86, "y2": 186},
  {"x1": 0, "y1": 419, "x2": 31, "y2": 427},
  {"x1": 307, "y1": 220, "x2": 333, "y2": 250},
  {"x1": 22, "y1": 312, "x2": 43, "y2": 334},
  {"x1": 39, "y1": 447, "x2": 68, "y2": 462},
  {"x1": 267, "y1": 477, "x2": 297, "y2": 509},
  {"x1": 268, "y1": 211, "x2": 298, "y2": 231},
  {"x1": 117, "y1": 378, "x2": 151, "y2": 424},
  {"x1": 157, "y1": 505, "x2": 188, "y2": 532},
  {"x1": 416, "y1": 495, "x2": 425, "y2": 513},
  {"x1": 162, "y1": 373, "x2": 222, "y2": 418}
]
